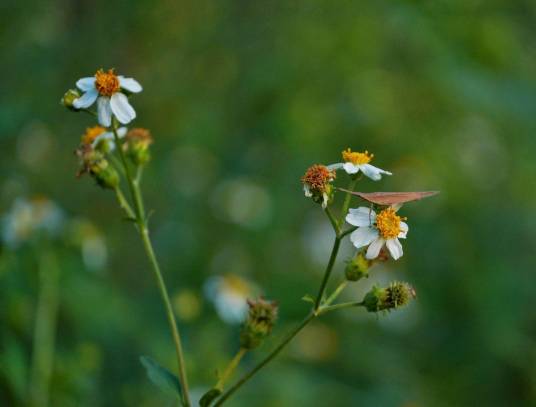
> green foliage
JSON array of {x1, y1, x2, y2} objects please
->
[{"x1": 140, "y1": 356, "x2": 183, "y2": 401}]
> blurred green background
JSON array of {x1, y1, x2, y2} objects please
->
[{"x1": 1, "y1": 1, "x2": 535, "y2": 406}]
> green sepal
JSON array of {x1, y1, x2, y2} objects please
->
[
  {"x1": 140, "y1": 356, "x2": 183, "y2": 403},
  {"x1": 199, "y1": 388, "x2": 222, "y2": 407}
]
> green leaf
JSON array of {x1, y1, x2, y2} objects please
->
[
  {"x1": 301, "y1": 294, "x2": 314, "y2": 303},
  {"x1": 140, "y1": 356, "x2": 183, "y2": 401},
  {"x1": 199, "y1": 388, "x2": 222, "y2": 407}
]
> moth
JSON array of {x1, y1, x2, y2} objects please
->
[{"x1": 338, "y1": 189, "x2": 440, "y2": 205}]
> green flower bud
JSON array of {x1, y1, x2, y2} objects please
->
[
  {"x1": 345, "y1": 251, "x2": 370, "y2": 281},
  {"x1": 363, "y1": 282, "x2": 416, "y2": 313},
  {"x1": 61, "y1": 89, "x2": 81, "y2": 111},
  {"x1": 75, "y1": 145, "x2": 119, "y2": 190},
  {"x1": 123, "y1": 128, "x2": 153, "y2": 166},
  {"x1": 239, "y1": 298, "x2": 278, "y2": 350}
]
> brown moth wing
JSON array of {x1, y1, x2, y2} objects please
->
[{"x1": 338, "y1": 189, "x2": 440, "y2": 205}]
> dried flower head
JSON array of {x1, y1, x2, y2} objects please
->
[
  {"x1": 240, "y1": 297, "x2": 278, "y2": 349},
  {"x1": 301, "y1": 164, "x2": 336, "y2": 208}
]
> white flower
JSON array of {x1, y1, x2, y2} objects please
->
[
  {"x1": 73, "y1": 69, "x2": 142, "y2": 127},
  {"x1": 301, "y1": 164, "x2": 336, "y2": 209},
  {"x1": 328, "y1": 148, "x2": 391, "y2": 181},
  {"x1": 81, "y1": 125, "x2": 127, "y2": 151},
  {"x1": 345, "y1": 205, "x2": 408, "y2": 260}
]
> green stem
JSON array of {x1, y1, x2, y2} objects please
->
[
  {"x1": 215, "y1": 348, "x2": 248, "y2": 391},
  {"x1": 29, "y1": 250, "x2": 59, "y2": 407},
  {"x1": 323, "y1": 280, "x2": 348, "y2": 306},
  {"x1": 213, "y1": 313, "x2": 315, "y2": 406},
  {"x1": 112, "y1": 122, "x2": 191, "y2": 406},
  {"x1": 114, "y1": 187, "x2": 135, "y2": 220},
  {"x1": 340, "y1": 226, "x2": 357, "y2": 239},
  {"x1": 318, "y1": 301, "x2": 364, "y2": 315},
  {"x1": 325, "y1": 206, "x2": 340, "y2": 235},
  {"x1": 339, "y1": 178, "x2": 358, "y2": 228},
  {"x1": 313, "y1": 236, "x2": 341, "y2": 311}
]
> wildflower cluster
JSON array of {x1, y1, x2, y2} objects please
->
[{"x1": 62, "y1": 70, "x2": 437, "y2": 407}]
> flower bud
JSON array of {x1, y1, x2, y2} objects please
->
[
  {"x1": 345, "y1": 251, "x2": 370, "y2": 281},
  {"x1": 123, "y1": 128, "x2": 153, "y2": 166},
  {"x1": 76, "y1": 145, "x2": 119, "y2": 189},
  {"x1": 239, "y1": 298, "x2": 278, "y2": 350},
  {"x1": 61, "y1": 89, "x2": 81, "y2": 111},
  {"x1": 363, "y1": 282, "x2": 416, "y2": 313}
]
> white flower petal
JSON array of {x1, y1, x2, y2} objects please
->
[
  {"x1": 360, "y1": 163, "x2": 392, "y2": 181},
  {"x1": 119, "y1": 76, "x2": 142, "y2": 93},
  {"x1": 322, "y1": 193, "x2": 328, "y2": 209},
  {"x1": 398, "y1": 222, "x2": 409, "y2": 238},
  {"x1": 366, "y1": 237, "x2": 385, "y2": 259},
  {"x1": 303, "y1": 185, "x2": 312, "y2": 197},
  {"x1": 346, "y1": 206, "x2": 376, "y2": 227},
  {"x1": 97, "y1": 97, "x2": 112, "y2": 127},
  {"x1": 386, "y1": 238, "x2": 403, "y2": 260},
  {"x1": 116, "y1": 127, "x2": 128, "y2": 138},
  {"x1": 327, "y1": 163, "x2": 344, "y2": 171},
  {"x1": 343, "y1": 162, "x2": 360, "y2": 174},
  {"x1": 76, "y1": 77, "x2": 96, "y2": 91},
  {"x1": 350, "y1": 227, "x2": 379, "y2": 248},
  {"x1": 72, "y1": 88, "x2": 98, "y2": 109},
  {"x1": 110, "y1": 92, "x2": 136, "y2": 124}
]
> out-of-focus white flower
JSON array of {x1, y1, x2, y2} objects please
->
[
  {"x1": 2, "y1": 197, "x2": 64, "y2": 248},
  {"x1": 346, "y1": 205, "x2": 408, "y2": 260},
  {"x1": 81, "y1": 125, "x2": 127, "y2": 151},
  {"x1": 329, "y1": 148, "x2": 391, "y2": 181},
  {"x1": 67, "y1": 219, "x2": 107, "y2": 271},
  {"x1": 203, "y1": 274, "x2": 257, "y2": 324},
  {"x1": 73, "y1": 69, "x2": 142, "y2": 127}
]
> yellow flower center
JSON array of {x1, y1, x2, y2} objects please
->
[
  {"x1": 81, "y1": 126, "x2": 106, "y2": 145},
  {"x1": 375, "y1": 207, "x2": 406, "y2": 239},
  {"x1": 342, "y1": 148, "x2": 373, "y2": 165},
  {"x1": 95, "y1": 69, "x2": 120, "y2": 96}
]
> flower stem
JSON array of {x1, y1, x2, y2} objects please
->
[
  {"x1": 215, "y1": 348, "x2": 248, "y2": 391},
  {"x1": 111, "y1": 123, "x2": 191, "y2": 406},
  {"x1": 213, "y1": 313, "x2": 315, "y2": 406},
  {"x1": 114, "y1": 187, "x2": 135, "y2": 220},
  {"x1": 318, "y1": 301, "x2": 364, "y2": 315},
  {"x1": 339, "y1": 178, "x2": 358, "y2": 228},
  {"x1": 313, "y1": 236, "x2": 341, "y2": 311},
  {"x1": 323, "y1": 279, "x2": 348, "y2": 306},
  {"x1": 29, "y1": 250, "x2": 59, "y2": 407}
]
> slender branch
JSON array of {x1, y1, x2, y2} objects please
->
[
  {"x1": 323, "y1": 280, "x2": 348, "y2": 306},
  {"x1": 112, "y1": 123, "x2": 191, "y2": 406},
  {"x1": 313, "y1": 236, "x2": 341, "y2": 311},
  {"x1": 114, "y1": 187, "x2": 135, "y2": 220},
  {"x1": 324, "y1": 206, "x2": 340, "y2": 235},
  {"x1": 213, "y1": 313, "x2": 315, "y2": 406},
  {"x1": 318, "y1": 301, "x2": 364, "y2": 315},
  {"x1": 339, "y1": 178, "x2": 357, "y2": 228},
  {"x1": 215, "y1": 348, "x2": 248, "y2": 391},
  {"x1": 340, "y1": 226, "x2": 357, "y2": 239},
  {"x1": 29, "y1": 250, "x2": 59, "y2": 407}
]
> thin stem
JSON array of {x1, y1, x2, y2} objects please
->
[
  {"x1": 214, "y1": 313, "x2": 315, "y2": 406},
  {"x1": 325, "y1": 206, "x2": 340, "y2": 235},
  {"x1": 112, "y1": 121, "x2": 191, "y2": 406},
  {"x1": 29, "y1": 250, "x2": 59, "y2": 407},
  {"x1": 340, "y1": 226, "x2": 357, "y2": 239},
  {"x1": 215, "y1": 348, "x2": 248, "y2": 391},
  {"x1": 323, "y1": 280, "x2": 348, "y2": 306},
  {"x1": 114, "y1": 187, "x2": 135, "y2": 220},
  {"x1": 139, "y1": 227, "x2": 191, "y2": 407},
  {"x1": 339, "y1": 178, "x2": 358, "y2": 228},
  {"x1": 318, "y1": 301, "x2": 364, "y2": 315},
  {"x1": 313, "y1": 236, "x2": 341, "y2": 311}
]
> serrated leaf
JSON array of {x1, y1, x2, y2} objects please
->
[
  {"x1": 302, "y1": 294, "x2": 314, "y2": 303},
  {"x1": 140, "y1": 356, "x2": 182, "y2": 402},
  {"x1": 199, "y1": 388, "x2": 222, "y2": 407}
]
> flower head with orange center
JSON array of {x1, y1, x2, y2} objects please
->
[
  {"x1": 81, "y1": 126, "x2": 106, "y2": 145},
  {"x1": 345, "y1": 205, "x2": 408, "y2": 260},
  {"x1": 327, "y1": 148, "x2": 391, "y2": 181},
  {"x1": 72, "y1": 69, "x2": 142, "y2": 127},
  {"x1": 301, "y1": 164, "x2": 336, "y2": 208},
  {"x1": 94, "y1": 69, "x2": 120, "y2": 96}
]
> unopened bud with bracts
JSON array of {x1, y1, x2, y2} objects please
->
[
  {"x1": 61, "y1": 89, "x2": 81, "y2": 111},
  {"x1": 123, "y1": 128, "x2": 153, "y2": 166},
  {"x1": 345, "y1": 251, "x2": 371, "y2": 281},
  {"x1": 301, "y1": 164, "x2": 336, "y2": 209},
  {"x1": 75, "y1": 144, "x2": 119, "y2": 189},
  {"x1": 239, "y1": 298, "x2": 278, "y2": 350},
  {"x1": 363, "y1": 282, "x2": 416, "y2": 313}
]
